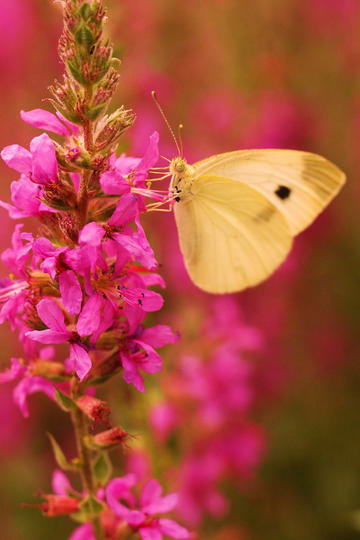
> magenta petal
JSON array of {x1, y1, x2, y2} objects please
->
[
  {"x1": 132, "y1": 340, "x2": 162, "y2": 373},
  {"x1": 20, "y1": 109, "x2": 70, "y2": 136},
  {"x1": 76, "y1": 293, "x2": 103, "y2": 337},
  {"x1": 0, "y1": 357, "x2": 25, "y2": 383},
  {"x1": 11, "y1": 175, "x2": 42, "y2": 216},
  {"x1": 140, "y1": 479, "x2": 162, "y2": 507},
  {"x1": 68, "y1": 524, "x2": 95, "y2": 540},
  {"x1": 143, "y1": 493, "x2": 178, "y2": 515},
  {"x1": 26, "y1": 329, "x2": 71, "y2": 344},
  {"x1": 13, "y1": 376, "x2": 55, "y2": 418},
  {"x1": 59, "y1": 270, "x2": 83, "y2": 315},
  {"x1": 100, "y1": 170, "x2": 130, "y2": 195},
  {"x1": 136, "y1": 131, "x2": 159, "y2": 174},
  {"x1": 121, "y1": 353, "x2": 146, "y2": 392},
  {"x1": 108, "y1": 194, "x2": 138, "y2": 227},
  {"x1": 79, "y1": 222, "x2": 105, "y2": 247},
  {"x1": 69, "y1": 344, "x2": 92, "y2": 381},
  {"x1": 52, "y1": 469, "x2": 72, "y2": 495},
  {"x1": 1, "y1": 144, "x2": 32, "y2": 174},
  {"x1": 138, "y1": 527, "x2": 162, "y2": 540},
  {"x1": 158, "y1": 519, "x2": 190, "y2": 539},
  {"x1": 120, "y1": 288, "x2": 163, "y2": 312},
  {"x1": 106, "y1": 476, "x2": 144, "y2": 523},
  {"x1": 36, "y1": 298, "x2": 68, "y2": 332},
  {"x1": 141, "y1": 325, "x2": 179, "y2": 348},
  {"x1": 30, "y1": 133, "x2": 58, "y2": 184}
]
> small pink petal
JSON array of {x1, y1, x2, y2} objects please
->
[
  {"x1": 25, "y1": 329, "x2": 71, "y2": 344},
  {"x1": 100, "y1": 170, "x2": 130, "y2": 195},
  {"x1": 141, "y1": 325, "x2": 179, "y2": 348},
  {"x1": 69, "y1": 344, "x2": 92, "y2": 381},
  {"x1": 76, "y1": 294, "x2": 103, "y2": 337},
  {"x1": 1, "y1": 144, "x2": 32, "y2": 174},
  {"x1": 158, "y1": 519, "x2": 190, "y2": 539},
  {"x1": 140, "y1": 479, "x2": 162, "y2": 508},
  {"x1": 79, "y1": 222, "x2": 105, "y2": 247},
  {"x1": 13, "y1": 376, "x2": 55, "y2": 418},
  {"x1": 36, "y1": 298, "x2": 67, "y2": 332},
  {"x1": 68, "y1": 524, "x2": 95, "y2": 540},
  {"x1": 30, "y1": 133, "x2": 58, "y2": 185},
  {"x1": 20, "y1": 109, "x2": 70, "y2": 136},
  {"x1": 108, "y1": 194, "x2": 138, "y2": 227},
  {"x1": 138, "y1": 527, "x2": 162, "y2": 540},
  {"x1": 52, "y1": 469, "x2": 72, "y2": 495},
  {"x1": 59, "y1": 270, "x2": 83, "y2": 315}
]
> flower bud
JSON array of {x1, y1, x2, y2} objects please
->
[
  {"x1": 86, "y1": 426, "x2": 129, "y2": 449},
  {"x1": 76, "y1": 395, "x2": 110, "y2": 422},
  {"x1": 40, "y1": 495, "x2": 80, "y2": 516}
]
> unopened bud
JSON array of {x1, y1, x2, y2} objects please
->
[
  {"x1": 76, "y1": 395, "x2": 110, "y2": 422},
  {"x1": 86, "y1": 426, "x2": 129, "y2": 449},
  {"x1": 41, "y1": 495, "x2": 80, "y2": 516}
]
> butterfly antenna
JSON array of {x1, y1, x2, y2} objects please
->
[
  {"x1": 151, "y1": 91, "x2": 181, "y2": 156},
  {"x1": 177, "y1": 123, "x2": 184, "y2": 158}
]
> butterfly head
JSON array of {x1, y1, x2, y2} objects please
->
[{"x1": 169, "y1": 157, "x2": 195, "y2": 201}]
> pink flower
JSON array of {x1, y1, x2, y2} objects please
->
[
  {"x1": 120, "y1": 324, "x2": 178, "y2": 392},
  {"x1": 25, "y1": 299, "x2": 91, "y2": 381},
  {"x1": 1, "y1": 133, "x2": 58, "y2": 185},
  {"x1": 0, "y1": 357, "x2": 55, "y2": 418},
  {"x1": 100, "y1": 131, "x2": 159, "y2": 196},
  {"x1": 106, "y1": 475, "x2": 190, "y2": 539},
  {"x1": 0, "y1": 175, "x2": 49, "y2": 219}
]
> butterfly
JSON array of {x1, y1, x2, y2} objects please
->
[
  {"x1": 168, "y1": 150, "x2": 346, "y2": 294},
  {"x1": 152, "y1": 94, "x2": 346, "y2": 294}
]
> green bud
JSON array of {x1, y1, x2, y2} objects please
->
[
  {"x1": 74, "y1": 24, "x2": 95, "y2": 52},
  {"x1": 79, "y1": 3, "x2": 92, "y2": 21}
]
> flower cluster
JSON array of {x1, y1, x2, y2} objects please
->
[
  {"x1": 148, "y1": 297, "x2": 267, "y2": 527},
  {"x1": 0, "y1": 1, "x2": 187, "y2": 538}
]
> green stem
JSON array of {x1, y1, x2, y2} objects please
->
[{"x1": 71, "y1": 379, "x2": 104, "y2": 540}]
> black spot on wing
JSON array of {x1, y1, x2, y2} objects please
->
[{"x1": 275, "y1": 185, "x2": 291, "y2": 200}]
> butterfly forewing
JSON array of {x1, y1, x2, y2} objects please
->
[
  {"x1": 174, "y1": 175, "x2": 293, "y2": 293},
  {"x1": 193, "y1": 150, "x2": 346, "y2": 235}
]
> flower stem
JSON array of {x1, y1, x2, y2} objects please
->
[{"x1": 71, "y1": 379, "x2": 104, "y2": 540}]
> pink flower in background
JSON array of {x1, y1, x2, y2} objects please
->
[{"x1": 106, "y1": 475, "x2": 190, "y2": 539}]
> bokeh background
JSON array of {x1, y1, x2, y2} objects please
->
[{"x1": 1, "y1": 1, "x2": 360, "y2": 539}]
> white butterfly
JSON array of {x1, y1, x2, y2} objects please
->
[{"x1": 168, "y1": 149, "x2": 346, "y2": 294}]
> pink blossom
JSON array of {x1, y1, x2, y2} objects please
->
[
  {"x1": 0, "y1": 357, "x2": 55, "y2": 418},
  {"x1": 106, "y1": 475, "x2": 190, "y2": 539},
  {"x1": 120, "y1": 324, "x2": 178, "y2": 392},
  {"x1": 100, "y1": 131, "x2": 159, "y2": 195},
  {"x1": 26, "y1": 299, "x2": 91, "y2": 381},
  {"x1": 0, "y1": 175, "x2": 46, "y2": 219}
]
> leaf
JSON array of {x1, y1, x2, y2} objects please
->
[
  {"x1": 54, "y1": 388, "x2": 75, "y2": 412},
  {"x1": 93, "y1": 452, "x2": 112, "y2": 487},
  {"x1": 79, "y1": 495, "x2": 104, "y2": 517},
  {"x1": 47, "y1": 432, "x2": 75, "y2": 471}
]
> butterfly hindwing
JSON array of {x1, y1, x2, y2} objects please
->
[
  {"x1": 193, "y1": 150, "x2": 346, "y2": 235},
  {"x1": 174, "y1": 175, "x2": 293, "y2": 293}
]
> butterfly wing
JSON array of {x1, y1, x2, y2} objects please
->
[
  {"x1": 193, "y1": 150, "x2": 346, "y2": 235},
  {"x1": 173, "y1": 174, "x2": 292, "y2": 293}
]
